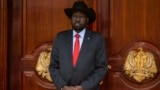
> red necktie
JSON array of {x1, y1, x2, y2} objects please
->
[{"x1": 73, "y1": 34, "x2": 80, "y2": 67}]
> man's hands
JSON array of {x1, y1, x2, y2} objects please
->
[
  {"x1": 73, "y1": 85, "x2": 83, "y2": 90},
  {"x1": 62, "y1": 85, "x2": 74, "y2": 90},
  {"x1": 62, "y1": 85, "x2": 83, "y2": 90}
]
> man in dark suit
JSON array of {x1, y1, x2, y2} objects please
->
[{"x1": 49, "y1": 1, "x2": 107, "y2": 90}]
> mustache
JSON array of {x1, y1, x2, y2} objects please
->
[{"x1": 74, "y1": 21, "x2": 81, "y2": 23}]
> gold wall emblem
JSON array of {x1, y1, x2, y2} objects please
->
[
  {"x1": 124, "y1": 47, "x2": 157, "y2": 83},
  {"x1": 36, "y1": 48, "x2": 52, "y2": 82}
]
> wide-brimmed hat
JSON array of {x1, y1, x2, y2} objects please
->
[{"x1": 64, "y1": 1, "x2": 96, "y2": 24}]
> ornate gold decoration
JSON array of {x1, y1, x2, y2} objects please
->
[
  {"x1": 36, "y1": 48, "x2": 52, "y2": 82},
  {"x1": 124, "y1": 47, "x2": 157, "y2": 83}
]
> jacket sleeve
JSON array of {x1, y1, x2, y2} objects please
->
[
  {"x1": 81, "y1": 36, "x2": 108, "y2": 90},
  {"x1": 49, "y1": 35, "x2": 66, "y2": 90}
]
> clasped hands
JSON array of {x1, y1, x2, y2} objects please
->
[{"x1": 62, "y1": 85, "x2": 83, "y2": 90}]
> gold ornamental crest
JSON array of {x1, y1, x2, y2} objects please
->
[
  {"x1": 36, "y1": 48, "x2": 53, "y2": 82},
  {"x1": 124, "y1": 47, "x2": 157, "y2": 83}
]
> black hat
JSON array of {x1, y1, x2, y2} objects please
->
[{"x1": 64, "y1": 1, "x2": 96, "y2": 24}]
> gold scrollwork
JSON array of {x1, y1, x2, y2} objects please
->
[
  {"x1": 36, "y1": 48, "x2": 52, "y2": 82},
  {"x1": 124, "y1": 47, "x2": 157, "y2": 83}
]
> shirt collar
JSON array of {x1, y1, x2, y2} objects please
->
[{"x1": 73, "y1": 28, "x2": 86, "y2": 38}]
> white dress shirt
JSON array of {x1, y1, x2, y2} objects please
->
[{"x1": 72, "y1": 28, "x2": 86, "y2": 53}]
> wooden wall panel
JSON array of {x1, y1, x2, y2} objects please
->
[
  {"x1": 22, "y1": 0, "x2": 99, "y2": 55},
  {"x1": 8, "y1": 0, "x2": 23, "y2": 89},
  {"x1": 23, "y1": 71, "x2": 55, "y2": 90},
  {"x1": 8, "y1": 0, "x2": 106, "y2": 90},
  {"x1": 7, "y1": 0, "x2": 160, "y2": 89},
  {"x1": 110, "y1": 0, "x2": 160, "y2": 56},
  {"x1": 21, "y1": 0, "x2": 99, "y2": 89},
  {"x1": 108, "y1": 41, "x2": 160, "y2": 90},
  {"x1": 108, "y1": 71, "x2": 160, "y2": 90},
  {"x1": 146, "y1": 0, "x2": 160, "y2": 46},
  {"x1": 22, "y1": 0, "x2": 76, "y2": 89},
  {"x1": 23, "y1": 0, "x2": 73, "y2": 55},
  {"x1": 96, "y1": 0, "x2": 110, "y2": 90},
  {"x1": 0, "y1": 0, "x2": 7, "y2": 90},
  {"x1": 109, "y1": 0, "x2": 160, "y2": 90}
]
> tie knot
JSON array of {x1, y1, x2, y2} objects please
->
[{"x1": 75, "y1": 34, "x2": 80, "y2": 38}]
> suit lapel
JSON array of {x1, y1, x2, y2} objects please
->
[{"x1": 65, "y1": 30, "x2": 73, "y2": 68}]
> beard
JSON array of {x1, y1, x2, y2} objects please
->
[
  {"x1": 72, "y1": 22, "x2": 86, "y2": 32},
  {"x1": 72, "y1": 26, "x2": 84, "y2": 32}
]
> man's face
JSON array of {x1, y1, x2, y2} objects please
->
[{"x1": 71, "y1": 11, "x2": 89, "y2": 32}]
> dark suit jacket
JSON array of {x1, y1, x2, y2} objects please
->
[{"x1": 49, "y1": 29, "x2": 107, "y2": 90}]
